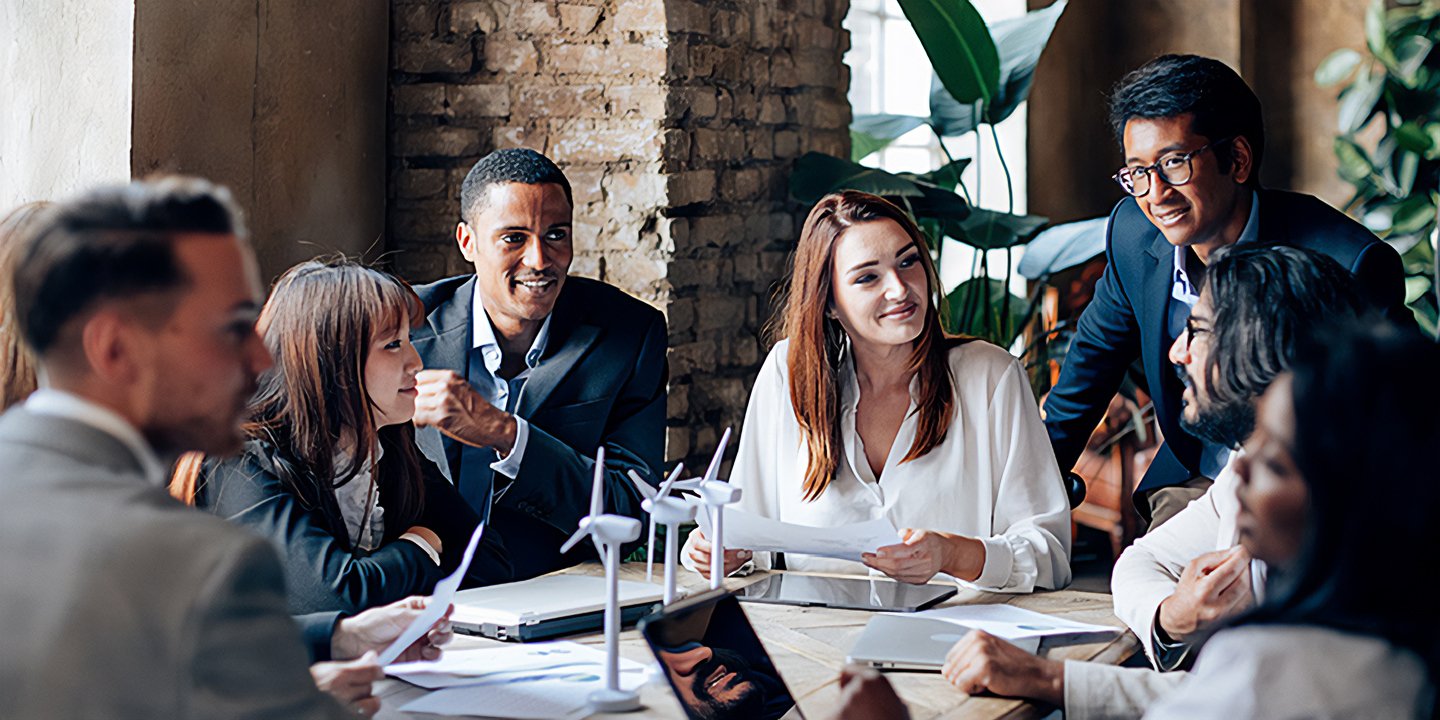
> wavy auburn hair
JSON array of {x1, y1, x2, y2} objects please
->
[
  {"x1": 1, "y1": 202, "x2": 50, "y2": 411},
  {"x1": 244, "y1": 258, "x2": 428, "y2": 548},
  {"x1": 777, "y1": 191, "x2": 956, "y2": 501}
]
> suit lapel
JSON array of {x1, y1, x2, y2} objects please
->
[
  {"x1": 518, "y1": 284, "x2": 602, "y2": 417},
  {"x1": 1140, "y1": 231, "x2": 1180, "y2": 423},
  {"x1": 413, "y1": 277, "x2": 475, "y2": 483}
]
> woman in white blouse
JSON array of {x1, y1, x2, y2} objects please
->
[{"x1": 684, "y1": 191, "x2": 1070, "y2": 592}]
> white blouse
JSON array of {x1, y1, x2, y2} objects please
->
[
  {"x1": 693, "y1": 338, "x2": 1071, "y2": 593},
  {"x1": 335, "y1": 446, "x2": 385, "y2": 552}
]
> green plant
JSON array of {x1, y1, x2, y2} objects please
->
[
  {"x1": 1316, "y1": 0, "x2": 1440, "y2": 337},
  {"x1": 792, "y1": 0, "x2": 1069, "y2": 355}
]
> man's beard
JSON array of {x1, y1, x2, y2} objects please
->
[
  {"x1": 1181, "y1": 391, "x2": 1256, "y2": 448},
  {"x1": 687, "y1": 647, "x2": 768, "y2": 719}
]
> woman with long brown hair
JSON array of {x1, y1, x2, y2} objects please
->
[
  {"x1": 193, "y1": 258, "x2": 510, "y2": 614},
  {"x1": 685, "y1": 191, "x2": 1070, "y2": 592},
  {"x1": 1, "y1": 201, "x2": 50, "y2": 411}
]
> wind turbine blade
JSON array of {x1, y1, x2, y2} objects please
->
[
  {"x1": 702, "y1": 427, "x2": 732, "y2": 483},
  {"x1": 591, "y1": 447, "x2": 606, "y2": 518},
  {"x1": 645, "y1": 522, "x2": 656, "y2": 581},
  {"x1": 559, "y1": 525, "x2": 590, "y2": 554},
  {"x1": 626, "y1": 469, "x2": 658, "y2": 501},
  {"x1": 657, "y1": 462, "x2": 685, "y2": 498}
]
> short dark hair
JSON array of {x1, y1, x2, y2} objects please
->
[
  {"x1": 1108, "y1": 54, "x2": 1265, "y2": 185},
  {"x1": 13, "y1": 176, "x2": 244, "y2": 355},
  {"x1": 458, "y1": 148, "x2": 573, "y2": 225},
  {"x1": 1201, "y1": 245, "x2": 1368, "y2": 415}
]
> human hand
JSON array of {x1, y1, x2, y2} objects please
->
[
  {"x1": 942, "y1": 630, "x2": 1064, "y2": 705},
  {"x1": 413, "y1": 369, "x2": 517, "y2": 453},
  {"x1": 311, "y1": 651, "x2": 383, "y2": 716},
  {"x1": 685, "y1": 529, "x2": 751, "y2": 580},
  {"x1": 331, "y1": 596, "x2": 454, "y2": 663},
  {"x1": 1157, "y1": 545, "x2": 1254, "y2": 641},
  {"x1": 830, "y1": 664, "x2": 910, "y2": 720},
  {"x1": 862, "y1": 529, "x2": 984, "y2": 584}
]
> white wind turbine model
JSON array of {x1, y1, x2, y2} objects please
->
[
  {"x1": 673, "y1": 428, "x2": 740, "y2": 590},
  {"x1": 627, "y1": 463, "x2": 694, "y2": 606},
  {"x1": 558, "y1": 447, "x2": 643, "y2": 713}
]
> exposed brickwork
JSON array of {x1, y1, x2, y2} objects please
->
[{"x1": 387, "y1": 0, "x2": 850, "y2": 469}]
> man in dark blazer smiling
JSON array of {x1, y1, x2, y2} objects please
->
[
  {"x1": 1043, "y1": 55, "x2": 1409, "y2": 526},
  {"x1": 411, "y1": 148, "x2": 667, "y2": 580}
]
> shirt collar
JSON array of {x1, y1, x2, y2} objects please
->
[
  {"x1": 24, "y1": 388, "x2": 167, "y2": 486},
  {"x1": 471, "y1": 286, "x2": 552, "y2": 371},
  {"x1": 1172, "y1": 190, "x2": 1260, "y2": 301}
]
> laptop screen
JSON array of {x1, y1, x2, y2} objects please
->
[{"x1": 639, "y1": 591, "x2": 804, "y2": 720}]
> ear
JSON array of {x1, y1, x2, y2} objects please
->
[
  {"x1": 456, "y1": 221, "x2": 477, "y2": 263},
  {"x1": 1228, "y1": 136, "x2": 1255, "y2": 185},
  {"x1": 79, "y1": 310, "x2": 142, "y2": 385}
]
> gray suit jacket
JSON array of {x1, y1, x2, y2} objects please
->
[{"x1": 0, "y1": 408, "x2": 348, "y2": 720}]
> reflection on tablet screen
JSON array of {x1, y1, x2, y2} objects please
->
[{"x1": 641, "y1": 592, "x2": 802, "y2": 720}]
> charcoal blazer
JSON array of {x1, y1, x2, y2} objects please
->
[
  {"x1": 1043, "y1": 189, "x2": 1408, "y2": 510},
  {"x1": 0, "y1": 408, "x2": 347, "y2": 720},
  {"x1": 412, "y1": 274, "x2": 667, "y2": 579}
]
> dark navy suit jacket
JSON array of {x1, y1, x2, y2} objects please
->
[
  {"x1": 1044, "y1": 189, "x2": 1408, "y2": 511},
  {"x1": 412, "y1": 274, "x2": 668, "y2": 579}
]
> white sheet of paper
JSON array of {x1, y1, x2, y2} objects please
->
[
  {"x1": 899, "y1": 603, "x2": 1118, "y2": 640},
  {"x1": 378, "y1": 521, "x2": 485, "y2": 665},
  {"x1": 695, "y1": 506, "x2": 902, "y2": 561},
  {"x1": 387, "y1": 642, "x2": 647, "y2": 690},
  {"x1": 396, "y1": 645, "x2": 649, "y2": 718}
]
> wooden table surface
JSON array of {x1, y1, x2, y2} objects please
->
[{"x1": 376, "y1": 564, "x2": 1138, "y2": 720}]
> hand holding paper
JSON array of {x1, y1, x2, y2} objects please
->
[
  {"x1": 694, "y1": 506, "x2": 903, "y2": 562},
  {"x1": 377, "y1": 522, "x2": 484, "y2": 665}
]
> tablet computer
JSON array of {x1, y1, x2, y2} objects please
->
[
  {"x1": 736, "y1": 573, "x2": 956, "y2": 613},
  {"x1": 639, "y1": 590, "x2": 805, "y2": 720},
  {"x1": 846, "y1": 615, "x2": 1040, "y2": 671}
]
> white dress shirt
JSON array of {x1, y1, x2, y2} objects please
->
[
  {"x1": 470, "y1": 289, "x2": 552, "y2": 479},
  {"x1": 25, "y1": 388, "x2": 166, "y2": 486},
  {"x1": 687, "y1": 339, "x2": 1071, "y2": 592}
]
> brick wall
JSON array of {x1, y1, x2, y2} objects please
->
[{"x1": 387, "y1": 0, "x2": 850, "y2": 470}]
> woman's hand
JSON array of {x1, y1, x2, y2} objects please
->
[
  {"x1": 685, "y1": 529, "x2": 752, "y2": 579},
  {"x1": 862, "y1": 528, "x2": 985, "y2": 584},
  {"x1": 310, "y1": 651, "x2": 383, "y2": 716},
  {"x1": 331, "y1": 596, "x2": 454, "y2": 663}
]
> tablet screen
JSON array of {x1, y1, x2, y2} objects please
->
[
  {"x1": 736, "y1": 573, "x2": 956, "y2": 612},
  {"x1": 639, "y1": 592, "x2": 803, "y2": 720}
]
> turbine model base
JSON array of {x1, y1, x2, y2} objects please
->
[{"x1": 588, "y1": 688, "x2": 642, "y2": 712}]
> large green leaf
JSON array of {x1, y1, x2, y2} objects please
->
[
  {"x1": 1315, "y1": 48, "x2": 1363, "y2": 87},
  {"x1": 907, "y1": 181, "x2": 973, "y2": 222},
  {"x1": 901, "y1": 158, "x2": 972, "y2": 191},
  {"x1": 1338, "y1": 66, "x2": 1385, "y2": 134},
  {"x1": 789, "y1": 152, "x2": 926, "y2": 205},
  {"x1": 1388, "y1": 34, "x2": 1434, "y2": 86},
  {"x1": 943, "y1": 276, "x2": 1027, "y2": 342},
  {"x1": 927, "y1": 0, "x2": 1068, "y2": 136},
  {"x1": 851, "y1": 114, "x2": 929, "y2": 161},
  {"x1": 956, "y1": 208, "x2": 1048, "y2": 249},
  {"x1": 897, "y1": 0, "x2": 999, "y2": 106}
]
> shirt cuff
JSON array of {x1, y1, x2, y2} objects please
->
[
  {"x1": 400, "y1": 533, "x2": 442, "y2": 566},
  {"x1": 1149, "y1": 607, "x2": 1194, "y2": 671},
  {"x1": 490, "y1": 416, "x2": 528, "y2": 479},
  {"x1": 971, "y1": 535, "x2": 1013, "y2": 589}
]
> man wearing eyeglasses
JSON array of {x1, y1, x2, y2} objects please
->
[{"x1": 1043, "y1": 54, "x2": 1409, "y2": 528}]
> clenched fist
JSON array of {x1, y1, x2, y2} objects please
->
[{"x1": 413, "y1": 369, "x2": 517, "y2": 453}]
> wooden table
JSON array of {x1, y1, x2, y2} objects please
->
[{"x1": 376, "y1": 565, "x2": 1138, "y2": 720}]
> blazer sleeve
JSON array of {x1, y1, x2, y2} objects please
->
[
  {"x1": 1063, "y1": 661, "x2": 1188, "y2": 720},
  {"x1": 502, "y1": 310, "x2": 667, "y2": 540},
  {"x1": 1349, "y1": 239, "x2": 1413, "y2": 327},
  {"x1": 204, "y1": 456, "x2": 444, "y2": 615},
  {"x1": 1043, "y1": 210, "x2": 1145, "y2": 475},
  {"x1": 292, "y1": 612, "x2": 344, "y2": 663},
  {"x1": 971, "y1": 359, "x2": 1073, "y2": 592},
  {"x1": 187, "y1": 535, "x2": 350, "y2": 720},
  {"x1": 416, "y1": 458, "x2": 514, "y2": 587}
]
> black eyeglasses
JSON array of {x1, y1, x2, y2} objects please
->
[{"x1": 1112, "y1": 138, "x2": 1233, "y2": 197}]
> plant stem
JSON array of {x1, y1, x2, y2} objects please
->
[{"x1": 989, "y1": 122, "x2": 1015, "y2": 216}]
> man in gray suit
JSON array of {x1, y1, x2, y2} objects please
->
[{"x1": 0, "y1": 178, "x2": 443, "y2": 718}]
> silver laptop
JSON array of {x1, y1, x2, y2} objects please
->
[
  {"x1": 450, "y1": 574, "x2": 664, "y2": 642},
  {"x1": 846, "y1": 615, "x2": 1040, "y2": 671}
]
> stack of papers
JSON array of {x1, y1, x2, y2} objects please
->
[
  {"x1": 389, "y1": 642, "x2": 649, "y2": 718},
  {"x1": 694, "y1": 507, "x2": 903, "y2": 561},
  {"x1": 895, "y1": 603, "x2": 1118, "y2": 641}
]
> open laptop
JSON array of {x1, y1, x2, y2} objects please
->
[
  {"x1": 846, "y1": 615, "x2": 1041, "y2": 671},
  {"x1": 450, "y1": 574, "x2": 663, "y2": 642},
  {"x1": 639, "y1": 590, "x2": 805, "y2": 720}
]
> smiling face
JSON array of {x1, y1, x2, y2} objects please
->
[
  {"x1": 658, "y1": 644, "x2": 765, "y2": 718},
  {"x1": 458, "y1": 182, "x2": 573, "y2": 339},
  {"x1": 1122, "y1": 114, "x2": 1252, "y2": 255},
  {"x1": 364, "y1": 319, "x2": 423, "y2": 428},
  {"x1": 828, "y1": 218, "x2": 930, "y2": 352},
  {"x1": 1233, "y1": 375, "x2": 1308, "y2": 568}
]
